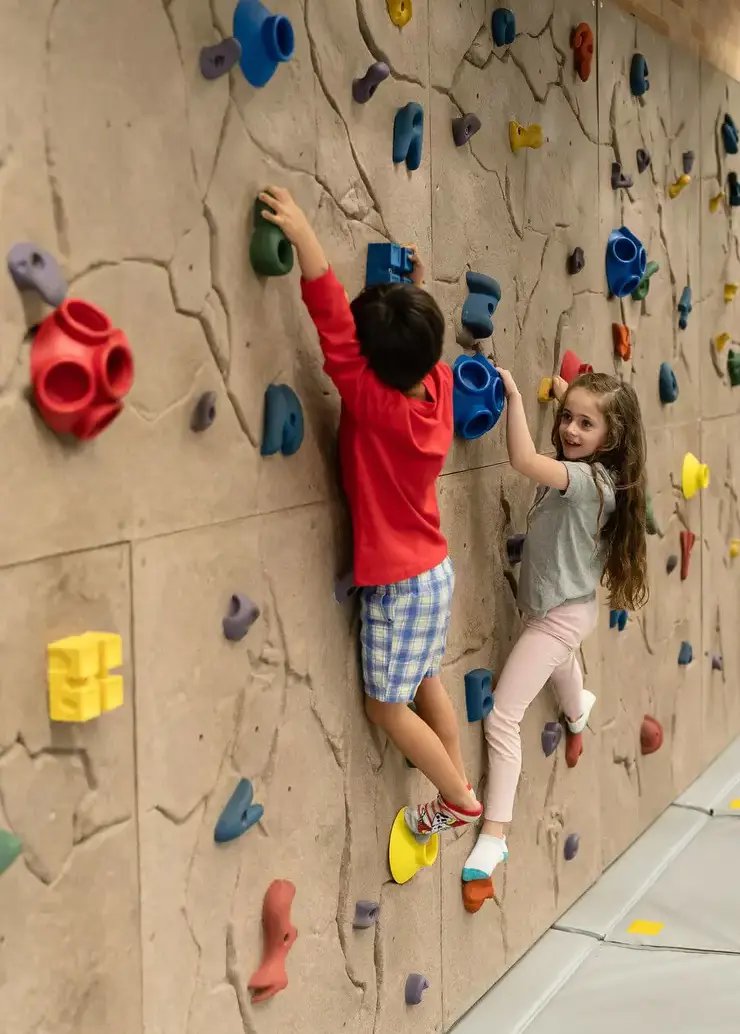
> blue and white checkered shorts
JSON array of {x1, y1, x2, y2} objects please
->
[{"x1": 360, "y1": 557, "x2": 454, "y2": 704}]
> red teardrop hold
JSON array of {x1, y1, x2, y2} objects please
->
[
  {"x1": 462, "y1": 877, "x2": 495, "y2": 914},
  {"x1": 248, "y1": 879, "x2": 298, "y2": 1003},
  {"x1": 565, "y1": 728, "x2": 584, "y2": 768},
  {"x1": 680, "y1": 530, "x2": 696, "y2": 581},
  {"x1": 640, "y1": 715, "x2": 664, "y2": 755},
  {"x1": 560, "y1": 350, "x2": 594, "y2": 384}
]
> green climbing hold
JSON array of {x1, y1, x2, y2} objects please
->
[
  {"x1": 632, "y1": 260, "x2": 660, "y2": 301},
  {"x1": 0, "y1": 829, "x2": 21, "y2": 875},
  {"x1": 728, "y1": 350, "x2": 740, "y2": 387},
  {"x1": 249, "y1": 198, "x2": 294, "y2": 277},
  {"x1": 645, "y1": 490, "x2": 661, "y2": 536}
]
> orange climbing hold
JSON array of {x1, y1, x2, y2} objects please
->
[
  {"x1": 248, "y1": 880, "x2": 298, "y2": 1003},
  {"x1": 640, "y1": 715, "x2": 663, "y2": 755},
  {"x1": 612, "y1": 323, "x2": 632, "y2": 361},
  {"x1": 565, "y1": 728, "x2": 583, "y2": 768},
  {"x1": 680, "y1": 529, "x2": 695, "y2": 581},
  {"x1": 462, "y1": 877, "x2": 495, "y2": 914}
]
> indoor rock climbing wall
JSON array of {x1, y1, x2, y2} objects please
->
[{"x1": 1, "y1": 1, "x2": 740, "y2": 1033}]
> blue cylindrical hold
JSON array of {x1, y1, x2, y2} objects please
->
[
  {"x1": 630, "y1": 53, "x2": 649, "y2": 97},
  {"x1": 393, "y1": 102, "x2": 424, "y2": 171},
  {"x1": 464, "y1": 668, "x2": 494, "y2": 722},
  {"x1": 233, "y1": 0, "x2": 295, "y2": 88},
  {"x1": 606, "y1": 226, "x2": 647, "y2": 298},
  {"x1": 491, "y1": 8, "x2": 516, "y2": 46},
  {"x1": 659, "y1": 362, "x2": 678, "y2": 404},
  {"x1": 452, "y1": 354, "x2": 505, "y2": 441},
  {"x1": 214, "y1": 779, "x2": 264, "y2": 842}
]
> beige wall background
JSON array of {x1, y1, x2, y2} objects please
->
[{"x1": 0, "y1": 1, "x2": 740, "y2": 1033}]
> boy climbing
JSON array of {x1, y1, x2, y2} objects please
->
[{"x1": 260, "y1": 186, "x2": 482, "y2": 837}]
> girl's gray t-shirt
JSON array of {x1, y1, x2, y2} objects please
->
[{"x1": 517, "y1": 461, "x2": 616, "y2": 617}]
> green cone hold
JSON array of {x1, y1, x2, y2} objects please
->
[
  {"x1": 632, "y1": 260, "x2": 660, "y2": 302},
  {"x1": 0, "y1": 829, "x2": 21, "y2": 875},
  {"x1": 249, "y1": 198, "x2": 294, "y2": 277}
]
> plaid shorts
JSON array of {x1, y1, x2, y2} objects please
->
[{"x1": 360, "y1": 557, "x2": 454, "y2": 704}]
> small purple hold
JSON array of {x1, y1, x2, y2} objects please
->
[
  {"x1": 541, "y1": 721, "x2": 562, "y2": 758},
  {"x1": 506, "y1": 534, "x2": 526, "y2": 565},
  {"x1": 636, "y1": 148, "x2": 651, "y2": 173},
  {"x1": 452, "y1": 113, "x2": 482, "y2": 147},
  {"x1": 223, "y1": 593, "x2": 260, "y2": 641},
  {"x1": 405, "y1": 973, "x2": 429, "y2": 1006},
  {"x1": 353, "y1": 900, "x2": 380, "y2": 929},
  {"x1": 564, "y1": 832, "x2": 580, "y2": 861},
  {"x1": 666, "y1": 554, "x2": 678, "y2": 575},
  {"x1": 682, "y1": 150, "x2": 695, "y2": 175},
  {"x1": 567, "y1": 247, "x2": 585, "y2": 275},
  {"x1": 7, "y1": 243, "x2": 67, "y2": 307},
  {"x1": 352, "y1": 61, "x2": 390, "y2": 104},
  {"x1": 199, "y1": 37, "x2": 242, "y2": 80},
  {"x1": 711, "y1": 654, "x2": 723, "y2": 671}
]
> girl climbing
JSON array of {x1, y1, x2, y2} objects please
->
[{"x1": 462, "y1": 370, "x2": 648, "y2": 884}]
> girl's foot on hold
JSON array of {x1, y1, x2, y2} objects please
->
[
  {"x1": 462, "y1": 833, "x2": 508, "y2": 882},
  {"x1": 405, "y1": 793, "x2": 483, "y2": 838},
  {"x1": 565, "y1": 690, "x2": 596, "y2": 734}
]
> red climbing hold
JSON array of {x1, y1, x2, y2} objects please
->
[
  {"x1": 640, "y1": 715, "x2": 663, "y2": 755},
  {"x1": 248, "y1": 879, "x2": 298, "y2": 1003},
  {"x1": 680, "y1": 529, "x2": 696, "y2": 581},
  {"x1": 571, "y1": 22, "x2": 594, "y2": 82},
  {"x1": 612, "y1": 323, "x2": 632, "y2": 361},
  {"x1": 462, "y1": 877, "x2": 495, "y2": 914},
  {"x1": 565, "y1": 728, "x2": 583, "y2": 768},
  {"x1": 560, "y1": 350, "x2": 593, "y2": 384}
]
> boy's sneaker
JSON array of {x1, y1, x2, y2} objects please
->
[{"x1": 405, "y1": 793, "x2": 483, "y2": 838}]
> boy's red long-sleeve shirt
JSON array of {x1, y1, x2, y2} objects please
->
[{"x1": 301, "y1": 268, "x2": 452, "y2": 587}]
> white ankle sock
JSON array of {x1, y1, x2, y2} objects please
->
[{"x1": 462, "y1": 833, "x2": 508, "y2": 882}]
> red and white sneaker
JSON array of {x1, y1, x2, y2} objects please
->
[{"x1": 405, "y1": 793, "x2": 483, "y2": 837}]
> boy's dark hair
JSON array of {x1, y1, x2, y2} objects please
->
[{"x1": 350, "y1": 283, "x2": 445, "y2": 392}]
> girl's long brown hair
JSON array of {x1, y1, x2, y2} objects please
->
[{"x1": 552, "y1": 373, "x2": 649, "y2": 611}]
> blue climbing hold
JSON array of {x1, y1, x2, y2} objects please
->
[
  {"x1": 491, "y1": 8, "x2": 515, "y2": 46},
  {"x1": 261, "y1": 384, "x2": 304, "y2": 456},
  {"x1": 461, "y1": 271, "x2": 501, "y2": 340},
  {"x1": 233, "y1": 0, "x2": 295, "y2": 88},
  {"x1": 365, "y1": 242, "x2": 414, "y2": 288},
  {"x1": 214, "y1": 778, "x2": 264, "y2": 843},
  {"x1": 678, "y1": 285, "x2": 692, "y2": 330},
  {"x1": 393, "y1": 102, "x2": 424, "y2": 171},
  {"x1": 722, "y1": 114, "x2": 739, "y2": 155},
  {"x1": 464, "y1": 669, "x2": 494, "y2": 722},
  {"x1": 609, "y1": 609, "x2": 627, "y2": 631},
  {"x1": 605, "y1": 226, "x2": 647, "y2": 298},
  {"x1": 678, "y1": 641, "x2": 693, "y2": 666},
  {"x1": 630, "y1": 53, "x2": 649, "y2": 97},
  {"x1": 659, "y1": 362, "x2": 678, "y2": 404},
  {"x1": 452, "y1": 354, "x2": 505, "y2": 441},
  {"x1": 729, "y1": 172, "x2": 740, "y2": 207}
]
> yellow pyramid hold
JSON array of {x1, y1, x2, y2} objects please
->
[
  {"x1": 724, "y1": 283, "x2": 738, "y2": 303},
  {"x1": 48, "y1": 632, "x2": 123, "y2": 722},
  {"x1": 509, "y1": 121, "x2": 543, "y2": 153},
  {"x1": 537, "y1": 377, "x2": 554, "y2": 403},
  {"x1": 716, "y1": 333, "x2": 731, "y2": 351},
  {"x1": 668, "y1": 174, "x2": 691, "y2": 199},
  {"x1": 388, "y1": 808, "x2": 439, "y2": 885},
  {"x1": 710, "y1": 192, "x2": 725, "y2": 213},
  {"x1": 681, "y1": 453, "x2": 710, "y2": 500}
]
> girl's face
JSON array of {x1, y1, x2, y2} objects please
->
[{"x1": 559, "y1": 387, "x2": 608, "y2": 460}]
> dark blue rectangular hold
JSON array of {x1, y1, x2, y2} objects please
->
[
  {"x1": 465, "y1": 668, "x2": 494, "y2": 722},
  {"x1": 365, "y1": 243, "x2": 414, "y2": 288}
]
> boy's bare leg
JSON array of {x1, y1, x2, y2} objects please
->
[{"x1": 413, "y1": 675, "x2": 468, "y2": 787}]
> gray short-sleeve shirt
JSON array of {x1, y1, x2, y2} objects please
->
[{"x1": 517, "y1": 461, "x2": 616, "y2": 617}]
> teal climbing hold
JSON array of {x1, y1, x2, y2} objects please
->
[
  {"x1": 491, "y1": 8, "x2": 515, "y2": 46},
  {"x1": 214, "y1": 779, "x2": 264, "y2": 843},
  {"x1": 722, "y1": 114, "x2": 739, "y2": 155},
  {"x1": 659, "y1": 362, "x2": 678, "y2": 404},
  {"x1": 678, "y1": 641, "x2": 693, "y2": 666},
  {"x1": 0, "y1": 829, "x2": 21, "y2": 875},
  {"x1": 464, "y1": 668, "x2": 494, "y2": 721},
  {"x1": 261, "y1": 384, "x2": 304, "y2": 456},
  {"x1": 678, "y1": 286, "x2": 692, "y2": 329},
  {"x1": 393, "y1": 102, "x2": 424, "y2": 171},
  {"x1": 630, "y1": 53, "x2": 649, "y2": 97},
  {"x1": 609, "y1": 609, "x2": 627, "y2": 631}
]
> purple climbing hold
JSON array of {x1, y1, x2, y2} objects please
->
[
  {"x1": 611, "y1": 162, "x2": 634, "y2": 190},
  {"x1": 199, "y1": 37, "x2": 242, "y2": 80},
  {"x1": 567, "y1": 247, "x2": 586, "y2": 275},
  {"x1": 451, "y1": 113, "x2": 482, "y2": 147},
  {"x1": 711, "y1": 654, "x2": 723, "y2": 671},
  {"x1": 7, "y1": 243, "x2": 67, "y2": 307},
  {"x1": 405, "y1": 973, "x2": 429, "y2": 1006},
  {"x1": 334, "y1": 570, "x2": 358, "y2": 604},
  {"x1": 223, "y1": 593, "x2": 260, "y2": 641},
  {"x1": 541, "y1": 721, "x2": 562, "y2": 758},
  {"x1": 564, "y1": 833, "x2": 580, "y2": 861},
  {"x1": 666, "y1": 554, "x2": 678, "y2": 575},
  {"x1": 191, "y1": 391, "x2": 217, "y2": 432},
  {"x1": 506, "y1": 534, "x2": 526, "y2": 565},
  {"x1": 682, "y1": 150, "x2": 695, "y2": 175},
  {"x1": 353, "y1": 900, "x2": 380, "y2": 929},
  {"x1": 352, "y1": 61, "x2": 390, "y2": 104},
  {"x1": 636, "y1": 148, "x2": 651, "y2": 173}
]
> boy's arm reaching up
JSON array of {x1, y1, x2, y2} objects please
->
[{"x1": 497, "y1": 367, "x2": 569, "y2": 491}]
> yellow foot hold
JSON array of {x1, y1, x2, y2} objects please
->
[
  {"x1": 627, "y1": 919, "x2": 665, "y2": 936},
  {"x1": 716, "y1": 332, "x2": 731, "y2": 351},
  {"x1": 730, "y1": 539, "x2": 739, "y2": 559},
  {"x1": 509, "y1": 120, "x2": 543, "y2": 153},
  {"x1": 537, "y1": 377, "x2": 554, "y2": 403},
  {"x1": 668, "y1": 174, "x2": 691, "y2": 199},
  {"x1": 388, "y1": 808, "x2": 438, "y2": 885},
  {"x1": 386, "y1": 0, "x2": 412, "y2": 28},
  {"x1": 681, "y1": 452, "x2": 710, "y2": 500},
  {"x1": 724, "y1": 283, "x2": 738, "y2": 303},
  {"x1": 48, "y1": 631, "x2": 123, "y2": 722},
  {"x1": 710, "y1": 192, "x2": 725, "y2": 213}
]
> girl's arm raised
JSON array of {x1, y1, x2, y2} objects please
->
[{"x1": 497, "y1": 368, "x2": 569, "y2": 491}]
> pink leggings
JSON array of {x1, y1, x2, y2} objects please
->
[{"x1": 483, "y1": 599, "x2": 598, "y2": 822}]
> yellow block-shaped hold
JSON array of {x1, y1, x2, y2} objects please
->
[
  {"x1": 48, "y1": 631, "x2": 123, "y2": 722},
  {"x1": 509, "y1": 120, "x2": 543, "y2": 152},
  {"x1": 99, "y1": 674, "x2": 124, "y2": 713},
  {"x1": 627, "y1": 919, "x2": 664, "y2": 936},
  {"x1": 668, "y1": 174, "x2": 691, "y2": 200},
  {"x1": 729, "y1": 798, "x2": 740, "y2": 810},
  {"x1": 725, "y1": 283, "x2": 738, "y2": 303},
  {"x1": 716, "y1": 333, "x2": 731, "y2": 351},
  {"x1": 48, "y1": 674, "x2": 102, "y2": 722},
  {"x1": 537, "y1": 377, "x2": 554, "y2": 403},
  {"x1": 48, "y1": 634, "x2": 101, "y2": 681},
  {"x1": 710, "y1": 192, "x2": 725, "y2": 213}
]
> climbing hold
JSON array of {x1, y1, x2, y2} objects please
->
[
  {"x1": 491, "y1": 8, "x2": 515, "y2": 46},
  {"x1": 560, "y1": 350, "x2": 593, "y2": 383},
  {"x1": 668, "y1": 174, "x2": 691, "y2": 200},
  {"x1": 731, "y1": 539, "x2": 740, "y2": 558},
  {"x1": 711, "y1": 654, "x2": 724, "y2": 672},
  {"x1": 636, "y1": 148, "x2": 651, "y2": 173},
  {"x1": 389, "y1": 808, "x2": 438, "y2": 884},
  {"x1": 606, "y1": 226, "x2": 647, "y2": 298},
  {"x1": 461, "y1": 271, "x2": 501, "y2": 339},
  {"x1": 509, "y1": 121, "x2": 543, "y2": 152},
  {"x1": 659, "y1": 362, "x2": 678, "y2": 404},
  {"x1": 452, "y1": 113, "x2": 482, "y2": 147},
  {"x1": 541, "y1": 721, "x2": 562, "y2": 758},
  {"x1": 564, "y1": 833, "x2": 580, "y2": 861},
  {"x1": 716, "y1": 333, "x2": 730, "y2": 351},
  {"x1": 681, "y1": 453, "x2": 709, "y2": 499},
  {"x1": 611, "y1": 162, "x2": 633, "y2": 190},
  {"x1": 0, "y1": 830, "x2": 21, "y2": 876},
  {"x1": 405, "y1": 973, "x2": 430, "y2": 1006},
  {"x1": 387, "y1": 0, "x2": 412, "y2": 28},
  {"x1": 248, "y1": 879, "x2": 298, "y2": 1002},
  {"x1": 365, "y1": 242, "x2": 414, "y2": 287},
  {"x1": 191, "y1": 391, "x2": 217, "y2": 432},
  {"x1": 199, "y1": 37, "x2": 242, "y2": 80},
  {"x1": 645, "y1": 490, "x2": 661, "y2": 536},
  {"x1": 710, "y1": 191, "x2": 725, "y2": 213},
  {"x1": 232, "y1": 0, "x2": 294, "y2": 88},
  {"x1": 609, "y1": 609, "x2": 628, "y2": 631},
  {"x1": 680, "y1": 529, "x2": 696, "y2": 581},
  {"x1": 464, "y1": 668, "x2": 494, "y2": 722},
  {"x1": 352, "y1": 61, "x2": 390, "y2": 104},
  {"x1": 334, "y1": 570, "x2": 357, "y2": 604},
  {"x1": 725, "y1": 283, "x2": 738, "y2": 303},
  {"x1": 353, "y1": 900, "x2": 380, "y2": 929},
  {"x1": 729, "y1": 351, "x2": 740, "y2": 386},
  {"x1": 678, "y1": 286, "x2": 692, "y2": 329},
  {"x1": 571, "y1": 23, "x2": 594, "y2": 82},
  {"x1": 393, "y1": 102, "x2": 424, "y2": 171},
  {"x1": 214, "y1": 778, "x2": 263, "y2": 842},
  {"x1": 565, "y1": 729, "x2": 583, "y2": 768},
  {"x1": 30, "y1": 298, "x2": 134, "y2": 440},
  {"x1": 261, "y1": 384, "x2": 304, "y2": 456},
  {"x1": 537, "y1": 377, "x2": 554, "y2": 403},
  {"x1": 462, "y1": 877, "x2": 495, "y2": 914},
  {"x1": 612, "y1": 323, "x2": 631, "y2": 362},
  {"x1": 666, "y1": 554, "x2": 678, "y2": 575},
  {"x1": 567, "y1": 247, "x2": 585, "y2": 275},
  {"x1": 250, "y1": 198, "x2": 294, "y2": 277},
  {"x1": 7, "y1": 243, "x2": 67, "y2": 307},
  {"x1": 682, "y1": 151, "x2": 695, "y2": 175},
  {"x1": 728, "y1": 172, "x2": 740, "y2": 207},
  {"x1": 678, "y1": 641, "x2": 693, "y2": 666},
  {"x1": 48, "y1": 632, "x2": 123, "y2": 722},
  {"x1": 630, "y1": 53, "x2": 649, "y2": 97},
  {"x1": 506, "y1": 534, "x2": 526, "y2": 565},
  {"x1": 223, "y1": 593, "x2": 260, "y2": 641},
  {"x1": 452, "y1": 354, "x2": 505, "y2": 441},
  {"x1": 722, "y1": 113, "x2": 739, "y2": 155},
  {"x1": 640, "y1": 715, "x2": 663, "y2": 755},
  {"x1": 631, "y1": 260, "x2": 660, "y2": 302}
]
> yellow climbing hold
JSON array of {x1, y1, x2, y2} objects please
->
[
  {"x1": 730, "y1": 539, "x2": 740, "y2": 559},
  {"x1": 724, "y1": 283, "x2": 738, "y2": 303},
  {"x1": 386, "y1": 0, "x2": 412, "y2": 28},
  {"x1": 537, "y1": 377, "x2": 554, "y2": 403},
  {"x1": 627, "y1": 919, "x2": 665, "y2": 936},
  {"x1": 729, "y1": 798, "x2": 740, "y2": 809},
  {"x1": 388, "y1": 808, "x2": 438, "y2": 885},
  {"x1": 509, "y1": 121, "x2": 543, "y2": 153},
  {"x1": 682, "y1": 452, "x2": 710, "y2": 500},
  {"x1": 710, "y1": 192, "x2": 725, "y2": 213},
  {"x1": 716, "y1": 333, "x2": 731, "y2": 351},
  {"x1": 668, "y1": 174, "x2": 691, "y2": 199},
  {"x1": 48, "y1": 631, "x2": 123, "y2": 722}
]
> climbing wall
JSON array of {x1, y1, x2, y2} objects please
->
[{"x1": 1, "y1": 1, "x2": 739, "y2": 1033}]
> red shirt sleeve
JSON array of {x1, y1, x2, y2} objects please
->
[{"x1": 300, "y1": 268, "x2": 402, "y2": 426}]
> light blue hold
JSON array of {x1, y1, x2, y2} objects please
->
[
  {"x1": 214, "y1": 778, "x2": 264, "y2": 843},
  {"x1": 678, "y1": 285, "x2": 692, "y2": 330}
]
